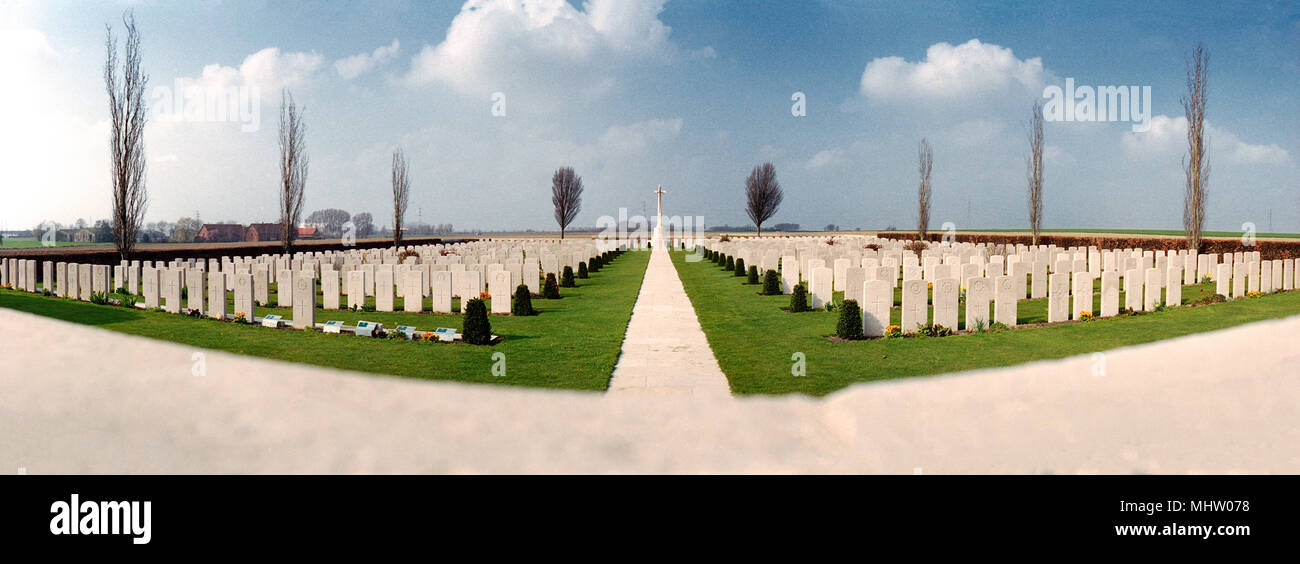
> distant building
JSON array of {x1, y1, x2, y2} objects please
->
[
  {"x1": 197, "y1": 223, "x2": 246, "y2": 243},
  {"x1": 245, "y1": 223, "x2": 283, "y2": 242},
  {"x1": 297, "y1": 226, "x2": 319, "y2": 239},
  {"x1": 55, "y1": 228, "x2": 97, "y2": 242}
]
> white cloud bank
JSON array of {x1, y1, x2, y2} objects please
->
[
  {"x1": 859, "y1": 39, "x2": 1045, "y2": 102},
  {"x1": 406, "y1": 0, "x2": 678, "y2": 95},
  {"x1": 1123, "y1": 115, "x2": 1290, "y2": 166},
  {"x1": 335, "y1": 39, "x2": 400, "y2": 80}
]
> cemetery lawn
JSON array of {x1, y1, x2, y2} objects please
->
[
  {"x1": 672, "y1": 251, "x2": 1300, "y2": 396},
  {"x1": 0, "y1": 250, "x2": 650, "y2": 391}
]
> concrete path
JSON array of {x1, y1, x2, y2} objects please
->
[
  {"x1": 2, "y1": 306, "x2": 1299, "y2": 474},
  {"x1": 607, "y1": 248, "x2": 731, "y2": 397}
]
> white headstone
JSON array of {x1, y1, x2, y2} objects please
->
[
  {"x1": 490, "y1": 270, "x2": 512, "y2": 314},
  {"x1": 292, "y1": 274, "x2": 315, "y2": 329},
  {"x1": 994, "y1": 275, "x2": 1018, "y2": 326},
  {"x1": 1047, "y1": 272, "x2": 1069, "y2": 323},
  {"x1": 861, "y1": 279, "x2": 892, "y2": 337},
  {"x1": 1143, "y1": 268, "x2": 1163, "y2": 310},
  {"x1": 1071, "y1": 272, "x2": 1093, "y2": 319},
  {"x1": 234, "y1": 272, "x2": 255, "y2": 319},
  {"x1": 207, "y1": 270, "x2": 226, "y2": 319},
  {"x1": 900, "y1": 279, "x2": 928, "y2": 332},
  {"x1": 932, "y1": 277, "x2": 959, "y2": 330},
  {"x1": 1100, "y1": 271, "x2": 1119, "y2": 317},
  {"x1": 431, "y1": 271, "x2": 453, "y2": 313},
  {"x1": 966, "y1": 276, "x2": 993, "y2": 329}
]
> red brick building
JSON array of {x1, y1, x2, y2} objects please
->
[{"x1": 196, "y1": 224, "x2": 246, "y2": 243}]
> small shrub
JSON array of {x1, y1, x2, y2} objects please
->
[
  {"x1": 747, "y1": 265, "x2": 759, "y2": 284},
  {"x1": 719, "y1": 234, "x2": 731, "y2": 242},
  {"x1": 733, "y1": 258, "x2": 745, "y2": 276},
  {"x1": 115, "y1": 286, "x2": 128, "y2": 294},
  {"x1": 89, "y1": 292, "x2": 109, "y2": 305},
  {"x1": 543, "y1": 273, "x2": 561, "y2": 299},
  {"x1": 120, "y1": 295, "x2": 139, "y2": 309},
  {"x1": 725, "y1": 256, "x2": 735, "y2": 271},
  {"x1": 1078, "y1": 311, "x2": 1095, "y2": 322},
  {"x1": 903, "y1": 240, "x2": 929, "y2": 255},
  {"x1": 1199, "y1": 275, "x2": 1212, "y2": 284},
  {"x1": 461, "y1": 298, "x2": 492, "y2": 345},
  {"x1": 917, "y1": 323, "x2": 954, "y2": 337},
  {"x1": 989, "y1": 321, "x2": 1010, "y2": 332},
  {"x1": 578, "y1": 261, "x2": 589, "y2": 279},
  {"x1": 762, "y1": 270, "x2": 780, "y2": 294},
  {"x1": 561, "y1": 266, "x2": 575, "y2": 288},
  {"x1": 884, "y1": 325, "x2": 902, "y2": 338},
  {"x1": 511, "y1": 284, "x2": 535, "y2": 316},
  {"x1": 824, "y1": 301, "x2": 837, "y2": 312},
  {"x1": 836, "y1": 299, "x2": 864, "y2": 339},
  {"x1": 789, "y1": 283, "x2": 809, "y2": 312}
]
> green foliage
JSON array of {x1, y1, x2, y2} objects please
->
[
  {"x1": 836, "y1": 299, "x2": 863, "y2": 339},
  {"x1": 762, "y1": 269, "x2": 780, "y2": 294},
  {"x1": 733, "y1": 258, "x2": 746, "y2": 276},
  {"x1": 561, "y1": 266, "x2": 575, "y2": 288},
  {"x1": 543, "y1": 273, "x2": 561, "y2": 299},
  {"x1": 916, "y1": 323, "x2": 954, "y2": 337},
  {"x1": 461, "y1": 298, "x2": 492, "y2": 345},
  {"x1": 577, "y1": 261, "x2": 589, "y2": 279},
  {"x1": 789, "y1": 282, "x2": 809, "y2": 312},
  {"x1": 725, "y1": 256, "x2": 735, "y2": 271},
  {"x1": 511, "y1": 284, "x2": 535, "y2": 316},
  {"x1": 747, "y1": 265, "x2": 759, "y2": 284},
  {"x1": 89, "y1": 292, "x2": 109, "y2": 305}
]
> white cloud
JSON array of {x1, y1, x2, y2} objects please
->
[
  {"x1": 595, "y1": 117, "x2": 682, "y2": 154},
  {"x1": 806, "y1": 148, "x2": 843, "y2": 169},
  {"x1": 1122, "y1": 115, "x2": 1290, "y2": 166},
  {"x1": 187, "y1": 47, "x2": 324, "y2": 95},
  {"x1": 406, "y1": 0, "x2": 677, "y2": 95},
  {"x1": 335, "y1": 39, "x2": 401, "y2": 80},
  {"x1": 859, "y1": 39, "x2": 1044, "y2": 102}
]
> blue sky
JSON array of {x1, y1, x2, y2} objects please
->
[{"x1": 2, "y1": 0, "x2": 1297, "y2": 233}]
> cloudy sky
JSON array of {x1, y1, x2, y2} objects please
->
[{"x1": 2, "y1": 0, "x2": 1297, "y2": 233}]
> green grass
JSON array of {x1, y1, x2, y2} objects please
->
[
  {"x1": 1, "y1": 237, "x2": 112, "y2": 248},
  {"x1": 0, "y1": 251, "x2": 649, "y2": 391},
  {"x1": 674, "y1": 251, "x2": 1300, "y2": 396}
]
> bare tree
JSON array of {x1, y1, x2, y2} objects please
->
[
  {"x1": 1026, "y1": 100, "x2": 1045, "y2": 246},
  {"x1": 917, "y1": 139, "x2": 933, "y2": 240},
  {"x1": 745, "y1": 162, "x2": 783, "y2": 236},
  {"x1": 104, "y1": 11, "x2": 149, "y2": 260},
  {"x1": 551, "y1": 166, "x2": 583, "y2": 239},
  {"x1": 1182, "y1": 42, "x2": 1210, "y2": 252},
  {"x1": 278, "y1": 89, "x2": 308, "y2": 255},
  {"x1": 391, "y1": 149, "x2": 410, "y2": 248}
]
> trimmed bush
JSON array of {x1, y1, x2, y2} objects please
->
[
  {"x1": 836, "y1": 299, "x2": 864, "y2": 339},
  {"x1": 734, "y1": 258, "x2": 746, "y2": 276},
  {"x1": 511, "y1": 284, "x2": 535, "y2": 316},
  {"x1": 790, "y1": 283, "x2": 809, "y2": 312},
  {"x1": 578, "y1": 261, "x2": 589, "y2": 279},
  {"x1": 543, "y1": 273, "x2": 561, "y2": 299},
  {"x1": 725, "y1": 256, "x2": 735, "y2": 271},
  {"x1": 461, "y1": 298, "x2": 492, "y2": 345},
  {"x1": 747, "y1": 265, "x2": 759, "y2": 284},
  {"x1": 589, "y1": 256, "x2": 601, "y2": 272},
  {"x1": 763, "y1": 270, "x2": 781, "y2": 295},
  {"x1": 561, "y1": 266, "x2": 575, "y2": 287}
]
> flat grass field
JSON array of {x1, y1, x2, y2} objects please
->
[
  {"x1": 673, "y1": 251, "x2": 1300, "y2": 396},
  {"x1": 0, "y1": 250, "x2": 650, "y2": 391},
  {"x1": 1, "y1": 237, "x2": 112, "y2": 248}
]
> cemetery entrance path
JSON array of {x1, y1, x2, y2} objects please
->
[{"x1": 608, "y1": 248, "x2": 731, "y2": 396}]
